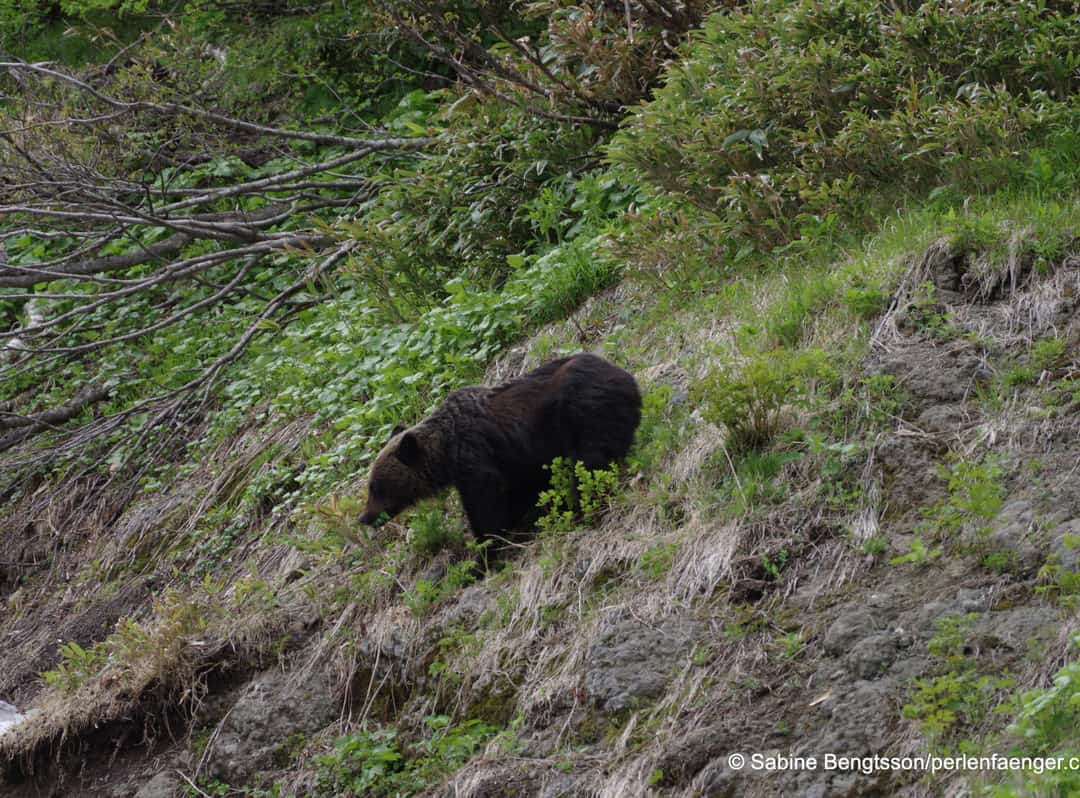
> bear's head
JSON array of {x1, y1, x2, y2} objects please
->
[{"x1": 359, "y1": 425, "x2": 439, "y2": 527}]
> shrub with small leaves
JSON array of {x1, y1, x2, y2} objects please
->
[
  {"x1": 536, "y1": 457, "x2": 621, "y2": 534},
  {"x1": 694, "y1": 348, "x2": 835, "y2": 452},
  {"x1": 902, "y1": 613, "x2": 1015, "y2": 751},
  {"x1": 409, "y1": 505, "x2": 466, "y2": 556},
  {"x1": 1031, "y1": 337, "x2": 1068, "y2": 371}
]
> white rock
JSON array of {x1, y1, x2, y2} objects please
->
[{"x1": 0, "y1": 701, "x2": 25, "y2": 735}]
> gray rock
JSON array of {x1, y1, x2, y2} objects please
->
[
  {"x1": 845, "y1": 632, "x2": 900, "y2": 679},
  {"x1": 584, "y1": 616, "x2": 697, "y2": 714},
  {"x1": 1000, "y1": 499, "x2": 1035, "y2": 528},
  {"x1": 443, "y1": 761, "x2": 543, "y2": 798},
  {"x1": 784, "y1": 681, "x2": 899, "y2": 797},
  {"x1": 875, "y1": 436, "x2": 933, "y2": 476},
  {"x1": 876, "y1": 348, "x2": 989, "y2": 404},
  {"x1": 866, "y1": 593, "x2": 893, "y2": 610},
  {"x1": 134, "y1": 772, "x2": 179, "y2": 798},
  {"x1": 692, "y1": 759, "x2": 740, "y2": 798},
  {"x1": 888, "y1": 655, "x2": 932, "y2": 683},
  {"x1": 651, "y1": 720, "x2": 736, "y2": 788},
  {"x1": 874, "y1": 436, "x2": 944, "y2": 511},
  {"x1": 908, "y1": 590, "x2": 988, "y2": 639},
  {"x1": 984, "y1": 501, "x2": 1040, "y2": 570},
  {"x1": 206, "y1": 666, "x2": 339, "y2": 785},
  {"x1": 0, "y1": 701, "x2": 23, "y2": 736},
  {"x1": 915, "y1": 403, "x2": 969, "y2": 436},
  {"x1": 1051, "y1": 518, "x2": 1080, "y2": 571},
  {"x1": 925, "y1": 241, "x2": 963, "y2": 292},
  {"x1": 823, "y1": 609, "x2": 882, "y2": 657},
  {"x1": 972, "y1": 606, "x2": 1061, "y2": 655},
  {"x1": 536, "y1": 773, "x2": 581, "y2": 798},
  {"x1": 432, "y1": 583, "x2": 491, "y2": 629},
  {"x1": 823, "y1": 680, "x2": 894, "y2": 752},
  {"x1": 988, "y1": 523, "x2": 1043, "y2": 573},
  {"x1": 640, "y1": 363, "x2": 691, "y2": 397}
]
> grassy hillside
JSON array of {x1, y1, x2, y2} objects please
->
[{"x1": 2, "y1": 2, "x2": 1079, "y2": 796}]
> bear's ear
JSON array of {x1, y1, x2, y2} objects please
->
[
  {"x1": 389, "y1": 424, "x2": 407, "y2": 442},
  {"x1": 395, "y1": 431, "x2": 422, "y2": 466}
]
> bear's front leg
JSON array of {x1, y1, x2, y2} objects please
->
[{"x1": 457, "y1": 473, "x2": 515, "y2": 546}]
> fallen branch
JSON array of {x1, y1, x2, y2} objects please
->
[{"x1": 0, "y1": 383, "x2": 109, "y2": 453}]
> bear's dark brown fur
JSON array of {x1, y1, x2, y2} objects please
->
[{"x1": 359, "y1": 353, "x2": 642, "y2": 542}]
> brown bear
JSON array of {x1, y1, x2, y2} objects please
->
[{"x1": 358, "y1": 353, "x2": 641, "y2": 543}]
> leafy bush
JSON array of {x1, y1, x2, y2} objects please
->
[
  {"x1": 610, "y1": 0, "x2": 1080, "y2": 247},
  {"x1": 626, "y1": 385, "x2": 691, "y2": 475},
  {"x1": 841, "y1": 286, "x2": 889, "y2": 320},
  {"x1": 409, "y1": 505, "x2": 466, "y2": 556},
  {"x1": 721, "y1": 448, "x2": 803, "y2": 516},
  {"x1": 1035, "y1": 538, "x2": 1080, "y2": 609},
  {"x1": 902, "y1": 614, "x2": 1014, "y2": 751},
  {"x1": 764, "y1": 272, "x2": 845, "y2": 347},
  {"x1": 536, "y1": 457, "x2": 621, "y2": 534},
  {"x1": 41, "y1": 641, "x2": 109, "y2": 693},
  {"x1": 694, "y1": 348, "x2": 835, "y2": 451},
  {"x1": 1031, "y1": 337, "x2": 1068, "y2": 371},
  {"x1": 316, "y1": 716, "x2": 498, "y2": 798},
  {"x1": 404, "y1": 560, "x2": 478, "y2": 616},
  {"x1": 988, "y1": 634, "x2": 1080, "y2": 796},
  {"x1": 637, "y1": 542, "x2": 679, "y2": 582},
  {"x1": 350, "y1": 98, "x2": 605, "y2": 291},
  {"x1": 889, "y1": 537, "x2": 942, "y2": 568},
  {"x1": 919, "y1": 456, "x2": 1006, "y2": 553}
]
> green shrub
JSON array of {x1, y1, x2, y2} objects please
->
[
  {"x1": 720, "y1": 448, "x2": 802, "y2": 516},
  {"x1": 1002, "y1": 365, "x2": 1038, "y2": 388},
  {"x1": 903, "y1": 670, "x2": 1014, "y2": 748},
  {"x1": 610, "y1": 0, "x2": 1080, "y2": 247},
  {"x1": 889, "y1": 537, "x2": 942, "y2": 568},
  {"x1": 903, "y1": 614, "x2": 1014, "y2": 751},
  {"x1": 316, "y1": 716, "x2": 498, "y2": 798},
  {"x1": 1035, "y1": 541, "x2": 1080, "y2": 609},
  {"x1": 919, "y1": 456, "x2": 1006, "y2": 552},
  {"x1": 694, "y1": 348, "x2": 835, "y2": 451},
  {"x1": 939, "y1": 458, "x2": 1006, "y2": 526},
  {"x1": 536, "y1": 457, "x2": 621, "y2": 534},
  {"x1": 764, "y1": 273, "x2": 843, "y2": 347},
  {"x1": 409, "y1": 505, "x2": 466, "y2": 556},
  {"x1": 41, "y1": 640, "x2": 109, "y2": 693},
  {"x1": 841, "y1": 286, "x2": 890, "y2": 320},
  {"x1": 1031, "y1": 337, "x2": 1068, "y2": 371},
  {"x1": 989, "y1": 634, "x2": 1080, "y2": 796},
  {"x1": 404, "y1": 561, "x2": 478, "y2": 617},
  {"x1": 637, "y1": 542, "x2": 679, "y2": 581},
  {"x1": 626, "y1": 385, "x2": 689, "y2": 476}
]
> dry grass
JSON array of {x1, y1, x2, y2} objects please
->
[
  {"x1": 0, "y1": 579, "x2": 308, "y2": 767},
  {"x1": 0, "y1": 412, "x2": 325, "y2": 773}
]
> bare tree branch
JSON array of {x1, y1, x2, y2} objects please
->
[
  {"x1": 0, "y1": 61, "x2": 433, "y2": 151},
  {"x1": 0, "y1": 58, "x2": 428, "y2": 470},
  {"x1": 0, "y1": 206, "x2": 286, "y2": 289},
  {"x1": 0, "y1": 383, "x2": 109, "y2": 453}
]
